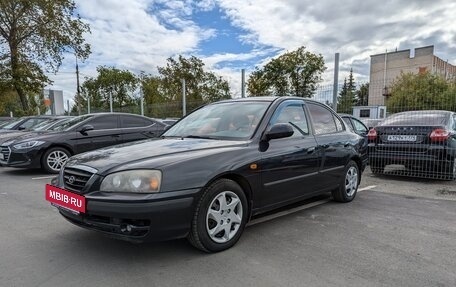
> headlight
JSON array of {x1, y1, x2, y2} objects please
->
[
  {"x1": 13, "y1": 141, "x2": 45, "y2": 149},
  {"x1": 100, "y1": 170, "x2": 162, "y2": 193}
]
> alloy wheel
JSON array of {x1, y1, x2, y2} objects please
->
[
  {"x1": 345, "y1": 166, "x2": 358, "y2": 197},
  {"x1": 47, "y1": 150, "x2": 69, "y2": 172}
]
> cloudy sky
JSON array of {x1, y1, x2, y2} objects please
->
[{"x1": 48, "y1": 0, "x2": 456, "y2": 107}]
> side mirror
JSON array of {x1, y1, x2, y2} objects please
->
[
  {"x1": 262, "y1": 123, "x2": 294, "y2": 141},
  {"x1": 79, "y1": 124, "x2": 94, "y2": 134},
  {"x1": 17, "y1": 126, "x2": 26, "y2": 131}
]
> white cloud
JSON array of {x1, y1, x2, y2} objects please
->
[{"x1": 47, "y1": 0, "x2": 456, "y2": 108}]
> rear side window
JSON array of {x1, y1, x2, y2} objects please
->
[
  {"x1": 120, "y1": 115, "x2": 154, "y2": 128},
  {"x1": 87, "y1": 115, "x2": 119, "y2": 130},
  {"x1": 307, "y1": 103, "x2": 343, "y2": 134}
]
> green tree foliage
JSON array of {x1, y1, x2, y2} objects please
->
[
  {"x1": 142, "y1": 55, "x2": 231, "y2": 117},
  {"x1": 356, "y1": 83, "x2": 369, "y2": 106},
  {"x1": 0, "y1": 0, "x2": 90, "y2": 112},
  {"x1": 247, "y1": 46, "x2": 326, "y2": 97},
  {"x1": 76, "y1": 66, "x2": 138, "y2": 113},
  {"x1": 387, "y1": 72, "x2": 456, "y2": 113},
  {"x1": 337, "y1": 69, "x2": 357, "y2": 113}
]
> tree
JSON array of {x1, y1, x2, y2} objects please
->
[
  {"x1": 387, "y1": 72, "x2": 456, "y2": 113},
  {"x1": 337, "y1": 68, "x2": 357, "y2": 113},
  {"x1": 247, "y1": 46, "x2": 326, "y2": 97},
  {"x1": 0, "y1": 0, "x2": 90, "y2": 112},
  {"x1": 356, "y1": 83, "x2": 369, "y2": 106},
  {"x1": 79, "y1": 66, "x2": 138, "y2": 112},
  {"x1": 142, "y1": 55, "x2": 231, "y2": 117}
]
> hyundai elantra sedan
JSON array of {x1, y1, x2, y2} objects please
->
[{"x1": 46, "y1": 97, "x2": 366, "y2": 252}]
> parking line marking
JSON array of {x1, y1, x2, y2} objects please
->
[
  {"x1": 247, "y1": 198, "x2": 331, "y2": 227},
  {"x1": 358, "y1": 185, "x2": 377, "y2": 192},
  {"x1": 32, "y1": 176, "x2": 56, "y2": 180}
]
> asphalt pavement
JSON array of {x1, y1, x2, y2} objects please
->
[{"x1": 0, "y1": 167, "x2": 455, "y2": 287}]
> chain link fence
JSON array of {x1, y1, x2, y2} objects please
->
[{"x1": 68, "y1": 77, "x2": 455, "y2": 181}]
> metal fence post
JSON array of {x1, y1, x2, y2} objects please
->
[
  {"x1": 182, "y1": 79, "x2": 186, "y2": 116},
  {"x1": 332, "y1": 53, "x2": 340, "y2": 111}
]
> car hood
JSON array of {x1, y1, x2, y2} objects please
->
[
  {"x1": 0, "y1": 131, "x2": 47, "y2": 144},
  {"x1": 66, "y1": 138, "x2": 249, "y2": 174}
]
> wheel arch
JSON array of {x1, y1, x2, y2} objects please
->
[
  {"x1": 200, "y1": 172, "x2": 254, "y2": 221},
  {"x1": 40, "y1": 144, "x2": 74, "y2": 167}
]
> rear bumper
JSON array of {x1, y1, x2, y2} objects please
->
[
  {"x1": 57, "y1": 188, "x2": 200, "y2": 243},
  {"x1": 368, "y1": 145, "x2": 454, "y2": 168}
]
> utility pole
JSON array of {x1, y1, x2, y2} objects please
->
[
  {"x1": 182, "y1": 79, "x2": 186, "y2": 116},
  {"x1": 76, "y1": 56, "x2": 81, "y2": 115},
  {"x1": 241, "y1": 69, "x2": 245, "y2": 98},
  {"x1": 332, "y1": 53, "x2": 340, "y2": 112}
]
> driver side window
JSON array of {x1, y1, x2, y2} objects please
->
[{"x1": 270, "y1": 102, "x2": 309, "y2": 138}]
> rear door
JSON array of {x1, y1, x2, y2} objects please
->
[
  {"x1": 307, "y1": 103, "x2": 348, "y2": 187},
  {"x1": 119, "y1": 115, "x2": 164, "y2": 143},
  {"x1": 73, "y1": 115, "x2": 120, "y2": 153},
  {"x1": 259, "y1": 100, "x2": 321, "y2": 208}
]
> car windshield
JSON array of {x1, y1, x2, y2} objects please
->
[
  {"x1": 1, "y1": 118, "x2": 23, "y2": 129},
  {"x1": 52, "y1": 115, "x2": 94, "y2": 131},
  {"x1": 32, "y1": 118, "x2": 72, "y2": 131},
  {"x1": 163, "y1": 101, "x2": 270, "y2": 140},
  {"x1": 381, "y1": 111, "x2": 449, "y2": 126}
]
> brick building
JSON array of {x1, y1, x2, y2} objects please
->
[{"x1": 368, "y1": 45, "x2": 456, "y2": 105}]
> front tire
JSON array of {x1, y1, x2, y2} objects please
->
[
  {"x1": 332, "y1": 160, "x2": 359, "y2": 203},
  {"x1": 41, "y1": 147, "x2": 71, "y2": 174},
  {"x1": 188, "y1": 179, "x2": 248, "y2": 252}
]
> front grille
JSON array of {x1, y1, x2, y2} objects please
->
[
  {"x1": 63, "y1": 167, "x2": 94, "y2": 193},
  {"x1": 0, "y1": 146, "x2": 11, "y2": 162}
]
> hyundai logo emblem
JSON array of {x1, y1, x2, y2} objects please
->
[{"x1": 68, "y1": 176, "x2": 75, "y2": 184}]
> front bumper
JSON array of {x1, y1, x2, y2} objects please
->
[
  {"x1": 57, "y1": 188, "x2": 200, "y2": 243},
  {"x1": 0, "y1": 146, "x2": 43, "y2": 168}
]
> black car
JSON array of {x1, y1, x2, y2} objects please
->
[
  {"x1": 340, "y1": 114, "x2": 369, "y2": 157},
  {"x1": 0, "y1": 113, "x2": 166, "y2": 173},
  {"x1": 0, "y1": 117, "x2": 16, "y2": 127},
  {"x1": 45, "y1": 97, "x2": 366, "y2": 252},
  {"x1": 0, "y1": 115, "x2": 57, "y2": 133},
  {"x1": 368, "y1": 110, "x2": 456, "y2": 180}
]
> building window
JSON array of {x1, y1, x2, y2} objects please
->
[{"x1": 360, "y1": 109, "x2": 370, "y2": 118}]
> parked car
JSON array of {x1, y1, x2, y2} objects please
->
[
  {"x1": 340, "y1": 114, "x2": 369, "y2": 157},
  {"x1": 0, "y1": 117, "x2": 16, "y2": 127},
  {"x1": 0, "y1": 117, "x2": 73, "y2": 147},
  {"x1": 159, "y1": 118, "x2": 179, "y2": 126},
  {"x1": 0, "y1": 115, "x2": 58, "y2": 134},
  {"x1": 362, "y1": 118, "x2": 384, "y2": 129},
  {"x1": 0, "y1": 113, "x2": 166, "y2": 173},
  {"x1": 368, "y1": 110, "x2": 456, "y2": 180},
  {"x1": 45, "y1": 97, "x2": 367, "y2": 252}
]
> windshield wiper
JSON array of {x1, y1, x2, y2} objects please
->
[{"x1": 183, "y1": 135, "x2": 218, "y2": 140}]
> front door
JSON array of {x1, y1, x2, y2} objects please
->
[{"x1": 259, "y1": 100, "x2": 321, "y2": 209}]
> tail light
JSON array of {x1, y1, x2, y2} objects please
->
[
  {"x1": 430, "y1": 129, "x2": 450, "y2": 142},
  {"x1": 367, "y1": 128, "x2": 377, "y2": 141}
]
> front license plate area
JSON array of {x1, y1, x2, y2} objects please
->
[
  {"x1": 387, "y1": 135, "x2": 417, "y2": 142},
  {"x1": 45, "y1": 184, "x2": 86, "y2": 213}
]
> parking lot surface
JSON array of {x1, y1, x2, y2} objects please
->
[{"x1": 0, "y1": 167, "x2": 455, "y2": 287}]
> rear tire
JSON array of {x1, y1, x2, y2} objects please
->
[
  {"x1": 188, "y1": 179, "x2": 248, "y2": 252},
  {"x1": 41, "y1": 147, "x2": 71, "y2": 174},
  {"x1": 332, "y1": 160, "x2": 359, "y2": 203}
]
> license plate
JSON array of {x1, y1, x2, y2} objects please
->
[
  {"x1": 387, "y1": 135, "x2": 417, "y2": 142},
  {"x1": 0, "y1": 153, "x2": 3, "y2": 160},
  {"x1": 45, "y1": 184, "x2": 86, "y2": 213}
]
